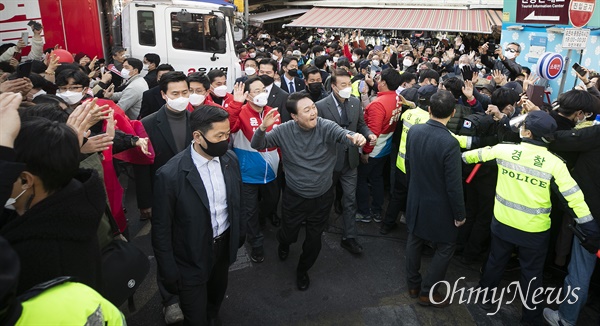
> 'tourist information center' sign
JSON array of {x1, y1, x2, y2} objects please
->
[{"x1": 517, "y1": 0, "x2": 570, "y2": 25}]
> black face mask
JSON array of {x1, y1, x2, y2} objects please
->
[
  {"x1": 200, "y1": 133, "x2": 228, "y2": 157},
  {"x1": 308, "y1": 82, "x2": 322, "y2": 95},
  {"x1": 287, "y1": 68, "x2": 298, "y2": 77},
  {"x1": 260, "y1": 75, "x2": 274, "y2": 87}
]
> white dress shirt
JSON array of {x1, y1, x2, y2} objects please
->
[
  {"x1": 190, "y1": 144, "x2": 229, "y2": 237},
  {"x1": 283, "y1": 74, "x2": 295, "y2": 93}
]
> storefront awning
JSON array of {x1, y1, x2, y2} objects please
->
[
  {"x1": 249, "y1": 9, "x2": 309, "y2": 23},
  {"x1": 486, "y1": 10, "x2": 503, "y2": 27},
  {"x1": 287, "y1": 7, "x2": 496, "y2": 34}
]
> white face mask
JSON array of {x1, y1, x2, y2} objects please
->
[
  {"x1": 31, "y1": 89, "x2": 46, "y2": 99},
  {"x1": 274, "y1": 81, "x2": 281, "y2": 88},
  {"x1": 245, "y1": 67, "x2": 256, "y2": 76},
  {"x1": 337, "y1": 86, "x2": 352, "y2": 99},
  {"x1": 272, "y1": 54, "x2": 279, "y2": 61},
  {"x1": 120, "y1": 68, "x2": 131, "y2": 80},
  {"x1": 213, "y1": 85, "x2": 228, "y2": 98},
  {"x1": 167, "y1": 96, "x2": 189, "y2": 112},
  {"x1": 519, "y1": 127, "x2": 527, "y2": 139},
  {"x1": 252, "y1": 92, "x2": 269, "y2": 107},
  {"x1": 249, "y1": 52, "x2": 256, "y2": 58},
  {"x1": 140, "y1": 64, "x2": 149, "y2": 77},
  {"x1": 576, "y1": 113, "x2": 587, "y2": 125},
  {"x1": 57, "y1": 90, "x2": 84, "y2": 105},
  {"x1": 5, "y1": 188, "x2": 27, "y2": 210},
  {"x1": 476, "y1": 64, "x2": 483, "y2": 69},
  {"x1": 351, "y1": 55, "x2": 359, "y2": 61},
  {"x1": 333, "y1": 56, "x2": 339, "y2": 63},
  {"x1": 372, "y1": 60, "x2": 380, "y2": 67},
  {"x1": 505, "y1": 51, "x2": 517, "y2": 60},
  {"x1": 403, "y1": 59, "x2": 413, "y2": 67},
  {"x1": 189, "y1": 93, "x2": 206, "y2": 106}
]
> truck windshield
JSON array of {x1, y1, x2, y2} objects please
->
[{"x1": 170, "y1": 12, "x2": 227, "y2": 53}]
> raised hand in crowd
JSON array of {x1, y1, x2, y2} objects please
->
[
  {"x1": 67, "y1": 100, "x2": 94, "y2": 147},
  {"x1": 136, "y1": 137, "x2": 151, "y2": 156},
  {"x1": 233, "y1": 82, "x2": 247, "y2": 103},
  {"x1": 462, "y1": 79, "x2": 475, "y2": 101},
  {"x1": 104, "y1": 84, "x2": 115, "y2": 99},
  {"x1": 0, "y1": 77, "x2": 32, "y2": 96},
  {"x1": 485, "y1": 104, "x2": 505, "y2": 121},
  {"x1": 478, "y1": 43, "x2": 489, "y2": 55},
  {"x1": 522, "y1": 73, "x2": 539, "y2": 92},
  {"x1": 259, "y1": 109, "x2": 280, "y2": 130},
  {"x1": 106, "y1": 109, "x2": 116, "y2": 138},
  {"x1": 492, "y1": 69, "x2": 507, "y2": 86},
  {"x1": 521, "y1": 99, "x2": 540, "y2": 113},
  {"x1": 88, "y1": 100, "x2": 112, "y2": 129},
  {"x1": 81, "y1": 134, "x2": 114, "y2": 154},
  {"x1": 0, "y1": 92, "x2": 22, "y2": 149}
]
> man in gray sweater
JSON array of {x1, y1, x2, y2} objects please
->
[{"x1": 251, "y1": 92, "x2": 366, "y2": 291}]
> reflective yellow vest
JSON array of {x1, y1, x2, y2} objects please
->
[
  {"x1": 17, "y1": 282, "x2": 126, "y2": 325},
  {"x1": 396, "y1": 108, "x2": 471, "y2": 173},
  {"x1": 462, "y1": 142, "x2": 593, "y2": 232}
]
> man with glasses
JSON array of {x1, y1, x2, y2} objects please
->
[
  {"x1": 230, "y1": 77, "x2": 281, "y2": 263},
  {"x1": 480, "y1": 42, "x2": 523, "y2": 81}
]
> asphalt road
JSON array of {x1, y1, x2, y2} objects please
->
[{"x1": 118, "y1": 181, "x2": 600, "y2": 326}]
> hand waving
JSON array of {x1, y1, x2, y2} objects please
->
[{"x1": 260, "y1": 109, "x2": 280, "y2": 130}]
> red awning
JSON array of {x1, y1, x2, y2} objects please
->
[{"x1": 287, "y1": 7, "x2": 495, "y2": 34}]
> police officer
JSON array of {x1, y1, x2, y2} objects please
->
[
  {"x1": 462, "y1": 111, "x2": 599, "y2": 325},
  {"x1": 381, "y1": 86, "x2": 472, "y2": 235}
]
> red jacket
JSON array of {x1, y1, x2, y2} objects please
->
[{"x1": 362, "y1": 90, "x2": 402, "y2": 157}]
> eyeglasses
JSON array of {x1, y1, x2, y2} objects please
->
[
  {"x1": 505, "y1": 48, "x2": 519, "y2": 53},
  {"x1": 58, "y1": 86, "x2": 83, "y2": 92}
]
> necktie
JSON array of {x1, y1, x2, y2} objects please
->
[
  {"x1": 289, "y1": 81, "x2": 295, "y2": 93},
  {"x1": 340, "y1": 101, "x2": 349, "y2": 128}
]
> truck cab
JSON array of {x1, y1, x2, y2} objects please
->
[{"x1": 122, "y1": 0, "x2": 241, "y2": 88}]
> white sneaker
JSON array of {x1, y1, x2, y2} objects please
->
[
  {"x1": 399, "y1": 214, "x2": 406, "y2": 224},
  {"x1": 543, "y1": 308, "x2": 573, "y2": 326},
  {"x1": 164, "y1": 303, "x2": 184, "y2": 324}
]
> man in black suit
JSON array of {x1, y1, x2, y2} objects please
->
[
  {"x1": 300, "y1": 65, "x2": 328, "y2": 103},
  {"x1": 138, "y1": 64, "x2": 174, "y2": 119},
  {"x1": 142, "y1": 53, "x2": 161, "y2": 89},
  {"x1": 258, "y1": 59, "x2": 289, "y2": 121},
  {"x1": 134, "y1": 71, "x2": 190, "y2": 324},
  {"x1": 279, "y1": 56, "x2": 305, "y2": 95},
  {"x1": 152, "y1": 105, "x2": 243, "y2": 325},
  {"x1": 316, "y1": 68, "x2": 375, "y2": 255},
  {"x1": 404, "y1": 90, "x2": 466, "y2": 307}
]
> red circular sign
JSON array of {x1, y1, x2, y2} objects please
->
[
  {"x1": 569, "y1": 0, "x2": 596, "y2": 28},
  {"x1": 548, "y1": 57, "x2": 563, "y2": 78}
]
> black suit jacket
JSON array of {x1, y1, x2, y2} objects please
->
[
  {"x1": 139, "y1": 86, "x2": 166, "y2": 119},
  {"x1": 316, "y1": 94, "x2": 373, "y2": 170},
  {"x1": 144, "y1": 70, "x2": 158, "y2": 89},
  {"x1": 279, "y1": 75, "x2": 305, "y2": 94},
  {"x1": 134, "y1": 107, "x2": 192, "y2": 209},
  {"x1": 267, "y1": 85, "x2": 290, "y2": 122},
  {"x1": 152, "y1": 147, "x2": 242, "y2": 286},
  {"x1": 405, "y1": 120, "x2": 466, "y2": 243}
]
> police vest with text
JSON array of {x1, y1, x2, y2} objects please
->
[{"x1": 463, "y1": 142, "x2": 593, "y2": 233}]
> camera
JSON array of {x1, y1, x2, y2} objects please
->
[{"x1": 486, "y1": 43, "x2": 500, "y2": 56}]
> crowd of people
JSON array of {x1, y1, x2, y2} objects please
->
[{"x1": 1, "y1": 21, "x2": 600, "y2": 326}]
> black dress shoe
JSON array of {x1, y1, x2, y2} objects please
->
[
  {"x1": 278, "y1": 243, "x2": 289, "y2": 261},
  {"x1": 341, "y1": 238, "x2": 363, "y2": 255},
  {"x1": 271, "y1": 213, "x2": 281, "y2": 227},
  {"x1": 297, "y1": 272, "x2": 310, "y2": 291},
  {"x1": 379, "y1": 223, "x2": 398, "y2": 235},
  {"x1": 250, "y1": 246, "x2": 264, "y2": 263}
]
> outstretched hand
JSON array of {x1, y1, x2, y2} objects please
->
[
  {"x1": 260, "y1": 109, "x2": 280, "y2": 130},
  {"x1": 346, "y1": 133, "x2": 366, "y2": 147}
]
